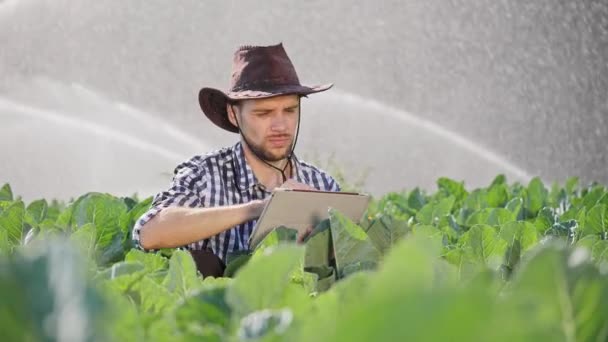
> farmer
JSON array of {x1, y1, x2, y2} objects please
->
[{"x1": 132, "y1": 43, "x2": 341, "y2": 277}]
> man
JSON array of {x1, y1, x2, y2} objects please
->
[{"x1": 132, "y1": 43, "x2": 341, "y2": 276}]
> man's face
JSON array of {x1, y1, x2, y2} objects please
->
[{"x1": 228, "y1": 94, "x2": 300, "y2": 162}]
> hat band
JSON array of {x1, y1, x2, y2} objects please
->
[{"x1": 230, "y1": 76, "x2": 300, "y2": 92}]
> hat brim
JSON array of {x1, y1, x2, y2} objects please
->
[{"x1": 198, "y1": 83, "x2": 333, "y2": 133}]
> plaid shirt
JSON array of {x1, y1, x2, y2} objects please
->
[{"x1": 132, "y1": 141, "x2": 341, "y2": 262}]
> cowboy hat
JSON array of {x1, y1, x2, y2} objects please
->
[{"x1": 198, "y1": 43, "x2": 333, "y2": 133}]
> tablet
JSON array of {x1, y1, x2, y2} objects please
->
[{"x1": 248, "y1": 189, "x2": 371, "y2": 249}]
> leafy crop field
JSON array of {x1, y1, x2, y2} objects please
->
[{"x1": 1, "y1": 175, "x2": 608, "y2": 341}]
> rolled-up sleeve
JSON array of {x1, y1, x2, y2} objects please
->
[{"x1": 132, "y1": 160, "x2": 207, "y2": 250}]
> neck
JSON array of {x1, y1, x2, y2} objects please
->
[{"x1": 241, "y1": 140, "x2": 292, "y2": 189}]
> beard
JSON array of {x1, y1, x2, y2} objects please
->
[{"x1": 247, "y1": 136, "x2": 293, "y2": 162}]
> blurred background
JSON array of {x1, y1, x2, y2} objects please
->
[{"x1": 1, "y1": 0, "x2": 607, "y2": 202}]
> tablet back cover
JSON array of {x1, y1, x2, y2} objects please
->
[{"x1": 248, "y1": 190, "x2": 371, "y2": 249}]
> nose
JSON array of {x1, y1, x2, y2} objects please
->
[{"x1": 270, "y1": 113, "x2": 288, "y2": 132}]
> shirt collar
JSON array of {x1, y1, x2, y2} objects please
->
[
  {"x1": 233, "y1": 141, "x2": 305, "y2": 193},
  {"x1": 293, "y1": 155, "x2": 306, "y2": 184}
]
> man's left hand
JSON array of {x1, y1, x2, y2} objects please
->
[
  {"x1": 277, "y1": 179, "x2": 317, "y2": 191},
  {"x1": 296, "y1": 226, "x2": 313, "y2": 244}
]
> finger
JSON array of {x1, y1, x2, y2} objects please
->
[
  {"x1": 291, "y1": 183, "x2": 315, "y2": 191},
  {"x1": 296, "y1": 231, "x2": 305, "y2": 243},
  {"x1": 296, "y1": 226, "x2": 313, "y2": 244},
  {"x1": 281, "y1": 179, "x2": 304, "y2": 188}
]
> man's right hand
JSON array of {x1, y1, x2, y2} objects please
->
[
  {"x1": 141, "y1": 199, "x2": 270, "y2": 250},
  {"x1": 248, "y1": 197, "x2": 270, "y2": 219}
]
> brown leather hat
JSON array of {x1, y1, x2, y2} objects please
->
[{"x1": 198, "y1": 43, "x2": 333, "y2": 133}]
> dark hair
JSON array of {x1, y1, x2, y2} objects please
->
[{"x1": 229, "y1": 99, "x2": 243, "y2": 107}]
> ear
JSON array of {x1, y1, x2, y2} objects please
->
[{"x1": 226, "y1": 103, "x2": 238, "y2": 127}]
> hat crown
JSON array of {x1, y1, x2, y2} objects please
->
[{"x1": 229, "y1": 43, "x2": 301, "y2": 92}]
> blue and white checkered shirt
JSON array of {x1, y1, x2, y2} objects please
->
[{"x1": 132, "y1": 141, "x2": 341, "y2": 262}]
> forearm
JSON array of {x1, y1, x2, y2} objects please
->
[{"x1": 139, "y1": 202, "x2": 261, "y2": 249}]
